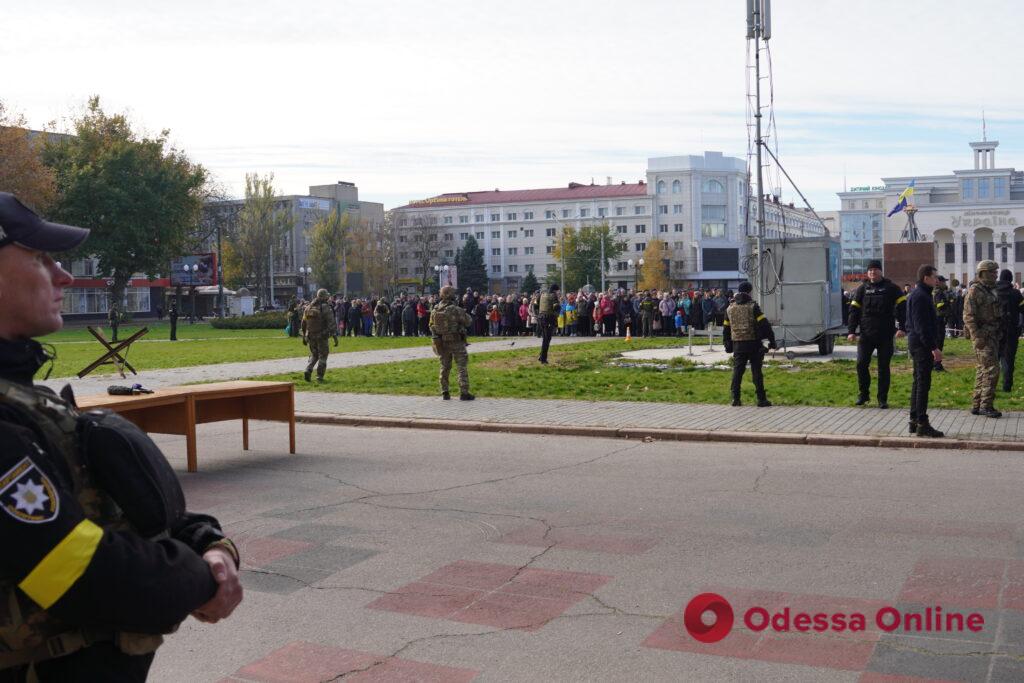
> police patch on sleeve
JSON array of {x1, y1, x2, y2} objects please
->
[{"x1": 0, "y1": 457, "x2": 60, "y2": 524}]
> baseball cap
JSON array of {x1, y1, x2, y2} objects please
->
[{"x1": 0, "y1": 192, "x2": 90, "y2": 252}]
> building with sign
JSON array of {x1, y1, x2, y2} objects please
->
[
  {"x1": 391, "y1": 152, "x2": 825, "y2": 292},
  {"x1": 837, "y1": 139, "x2": 1024, "y2": 285}
]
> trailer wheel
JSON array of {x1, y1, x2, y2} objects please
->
[
  {"x1": 785, "y1": 351, "x2": 796, "y2": 360},
  {"x1": 817, "y1": 334, "x2": 835, "y2": 356}
]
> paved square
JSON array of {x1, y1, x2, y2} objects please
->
[
  {"x1": 497, "y1": 526, "x2": 658, "y2": 555},
  {"x1": 897, "y1": 558, "x2": 1006, "y2": 610},
  {"x1": 366, "y1": 560, "x2": 610, "y2": 631}
]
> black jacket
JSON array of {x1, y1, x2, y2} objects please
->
[
  {"x1": 723, "y1": 293, "x2": 776, "y2": 354},
  {"x1": 847, "y1": 277, "x2": 907, "y2": 338},
  {"x1": 995, "y1": 280, "x2": 1024, "y2": 340},
  {"x1": 0, "y1": 338, "x2": 224, "y2": 679},
  {"x1": 905, "y1": 281, "x2": 939, "y2": 351}
]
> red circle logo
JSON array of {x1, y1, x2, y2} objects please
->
[{"x1": 683, "y1": 593, "x2": 734, "y2": 643}]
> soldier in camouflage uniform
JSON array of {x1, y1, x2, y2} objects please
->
[
  {"x1": 430, "y1": 286, "x2": 474, "y2": 400},
  {"x1": 723, "y1": 281, "x2": 776, "y2": 407},
  {"x1": 300, "y1": 288, "x2": 338, "y2": 382},
  {"x1": 963, "y1": 260, "x2": 1003, "y2": 418}
]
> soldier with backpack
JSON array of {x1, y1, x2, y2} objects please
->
[
  {"x1": 300, "y1": 288, "x2": 338, "y2": 382},
  {"x1": 430, "y1": 286, "x2": 474, "y2": 400}
]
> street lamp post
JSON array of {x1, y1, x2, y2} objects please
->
[
  {"x1": 183, "y1": 263, "x2": 199, "y2": 323},
  {"x1": 298, "y1": 266, "x2": 312, "y2": 299},
  {"x1": 627, "y1": 257, "x2": 645, "y2": 290},
  {"x1": 433, "y1": 264, "x2": 450, "y2": 292}
]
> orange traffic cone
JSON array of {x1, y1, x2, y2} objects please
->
[{"x1": 625, "y1": 325, "x2": 632, "y2": 342}]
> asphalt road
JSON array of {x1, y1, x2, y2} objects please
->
[{"x1": 150, "y1": 422, "x2": 1024, "y2": 682}]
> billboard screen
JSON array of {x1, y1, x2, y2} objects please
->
[{"x1": 170, "y1": 253, "x2": 216, "y2": 287}]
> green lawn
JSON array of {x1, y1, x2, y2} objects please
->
[
  {"x1": 41, "y1": 322, "x2": 434, "y2": 378},
  {"x1": 257, "y1": 337, "x2": 1024, "y2": 411}
]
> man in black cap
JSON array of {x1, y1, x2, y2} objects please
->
[
  {"x1": 847, "y1": 259, "x2": 907, "y2": 409},
  {"x1": 0, "y1": 193, "x2": 242, "y2": 681},
  {"x1": 995, "y1": 269, "x2": 1023, "y2": 392},
  {"x1": 723, "y1": 281, "x2": 776, "y2": 407}
]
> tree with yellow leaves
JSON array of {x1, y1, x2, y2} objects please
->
[{"x1": 638, "y1": 239, "x2": 671, "y2": 291}]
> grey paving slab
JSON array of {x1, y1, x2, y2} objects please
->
[{"x1": 296, "y1": 391, "x2": 1024, "y2": 444}]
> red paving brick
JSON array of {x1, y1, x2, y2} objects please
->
[
  {"x1": 497, "y1": 527, "x2": 658, "y2": 555},
  {"x1": 643, "y1": 587, "x2": 890, "y2": 672},
  {"x1": 233, "y1": 641, "x2": 477, "y2": 682},
  {"x1": 897, "y1": 557, "x2": 1005, "y2": 610},
  {"x1": 1001, "y1": 559, "x2": 1024, "y2": 611},
  {"x1": 366, "y1": 560, "x2": 610, "y2": 632},
  {"x1": 235, "y1": 536, "x2": 316, "y2": 567}
]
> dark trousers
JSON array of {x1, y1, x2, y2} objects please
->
[
  {"x1": 909, "y1": 342, "x2": 934, "y2": 422},
  {"x1": 856, "y1": 334, "x2": 894, "y2": 401},
  {"x1": 731, "y1": 350, "x2": 767, "y2": 400},
  {"x1": 936, "y1": 320, "x2": 946, "y2": 351},
  {"x1": 1001, "y1": 335, "x2": 1019, "y2": 391},
  {"x1": 539, "y1": 315, "x2": 555, "y2": 362}
]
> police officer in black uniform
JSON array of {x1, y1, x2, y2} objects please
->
[
  {"x1": 0, "y1": 193, "x2": 242, "y2": 682},
  {"x1": 931, "y1": 275, "x2": 951, "y2": 372},
  {"x1": 846, "y1": 259, "x2": 907, "y2": 409}
]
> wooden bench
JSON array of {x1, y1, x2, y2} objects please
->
[{"x1": 76, "y1": 381, "x2": 296, "y2": 472}]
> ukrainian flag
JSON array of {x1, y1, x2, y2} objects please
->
[{"x1": 886, "y1": 180, "x2": 915, "y2": 217}]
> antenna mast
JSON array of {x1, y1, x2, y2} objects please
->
[{"x1": 747, "y1": 0, "x2": 770, "y2": 305}]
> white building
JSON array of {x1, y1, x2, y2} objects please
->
[
  {"x1": 392, "y1": 152, "x2": 825, "y2": 292},
  {"x1": 837, "y1": 139, "x2": 1024, "y2": 285}
]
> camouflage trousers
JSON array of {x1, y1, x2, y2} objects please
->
[
  {"x1": 438, "y1": 341, "x2": 470, "y2": 394},
  {"x1": 972, "y1": 340, "x2": 1000, "y2": 409},
  {"x1": 305, "y1": 336, "x2": 330, "y2": 379}
]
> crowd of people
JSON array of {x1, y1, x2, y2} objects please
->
[{"x1": 285, "y1": 286, "x2": 742, "y2": 340}]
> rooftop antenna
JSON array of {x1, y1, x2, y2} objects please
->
[{"x1": 982, "y1": 109, "x2": 987, "y2": 142}]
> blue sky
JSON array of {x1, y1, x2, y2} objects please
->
[{"x1": 5, "y1": 0, "x2": 1022, "y2": 211}]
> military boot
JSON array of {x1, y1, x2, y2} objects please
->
[
  {"x1": 756, "y1": 394, "x2": 772, "y2": 408},
  {"x1": 731, "y1": 393, "x2": 741, "y2": 407},
  {"x1": 442, "y1": 391, "x2": 451, "y2": 400},
  {"x1": 303, "y1": 370, "x2": 312, "y2": 382},
  {"x1": 855, "y1": 395, "x2": 869, "y2": 406},
  {"x1": 915, "y1": 418, "x2": 944, "y2": 438},
  {"x1": 978, "y1": 406, "x2": 1002, "y2": 418},
  {"x1": 459, "y1": 392, "x2": 475, "y2": 401}
]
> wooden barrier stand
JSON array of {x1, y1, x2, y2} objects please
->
[{"x1": 76, "y1": 381, "x2": 296, "y2": 473}]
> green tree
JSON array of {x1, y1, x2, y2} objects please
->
[
  {"x1": 549, "y1": 222, "x2": 626, "y2": 291},
  {"x1": 231, "y1": 173, "x2": 293, "y2": 305},
  {"x1": 456, "y1": 234, "x2": 488, "y2": 293},
  {"x1": 520, "y1": 269, "x2": 539, "y2": 295},
  {"x1": 43, "y1": 97, "x2": 208, "y2": 307},
  {"x1": 307, "y1": 207, "x2": 351, "y2": 294}
]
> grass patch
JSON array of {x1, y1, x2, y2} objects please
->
[
  {"x1": 256, "y1": 337, "x2": 1024, "y2": 410},
  {"x1": 41, "y1": 322, "x2": 434, "y2": 378}
]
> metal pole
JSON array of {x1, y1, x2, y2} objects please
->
[
  {"x1": 216, "y1": 221, "x2": 224, "y2": 318},
  {"x1": 269, "y1": 244, "x2": 275, "y2": 308},
  {"x1": 754, "y1": 1, "x2": 766, "y2": 307},
  {"x1": 600, "y1": 231, "x2": 605, "y2": 292},
  {"x1": 560, "y1": 228, "x2": 565, "y2": 294}
]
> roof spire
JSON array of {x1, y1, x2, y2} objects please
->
[{"x1": 982, "y1": 109, "x2": 987, "y2": 142}]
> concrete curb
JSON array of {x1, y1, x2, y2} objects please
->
[{"x1": 295, "y1": 412, "x2": 1024, "y2": 453}]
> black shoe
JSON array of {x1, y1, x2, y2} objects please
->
[
  {"x1": 909, "y1": 421, "x2": 918, "y2": 434},
  {"x1": 978, "y1": 407, "x2": 1002, "y2": 418},
  {"x1": 316, "y1": 375, "x2": 324, "y2": 383},
  {"x1": 538, "y1": 358, "x2": 548, "y2": 365},
  {"x1": 756, "y1": 399, "x2": 772, "y2": 408},
  {"x1": 731, "y1": 398, "x2": 741, "y2": 407},
  {"x1": 934, "y1": 363, "x2": 945, "y2": 372},
  {"x1": 442, "y1": 391, "x2": 450, "y2": 400},
  {"x1": 459, "y1": 393, "x2": 475, "y2": 401},
  {"x1": 971, "y1": 407, "x2": 980, "y2": 415},
  {"x1": 916, "y1": 423, "x2": 945, "y2": 438},
  {"x1": 878, "y1": 401, "x2": 888, "y2": 410},
  {"x1": 303, "y1": 370, "x2": 312, "y2": 382},
  {"x1": 855, "y1": 396, "x2": 869, "y2": 406}
]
